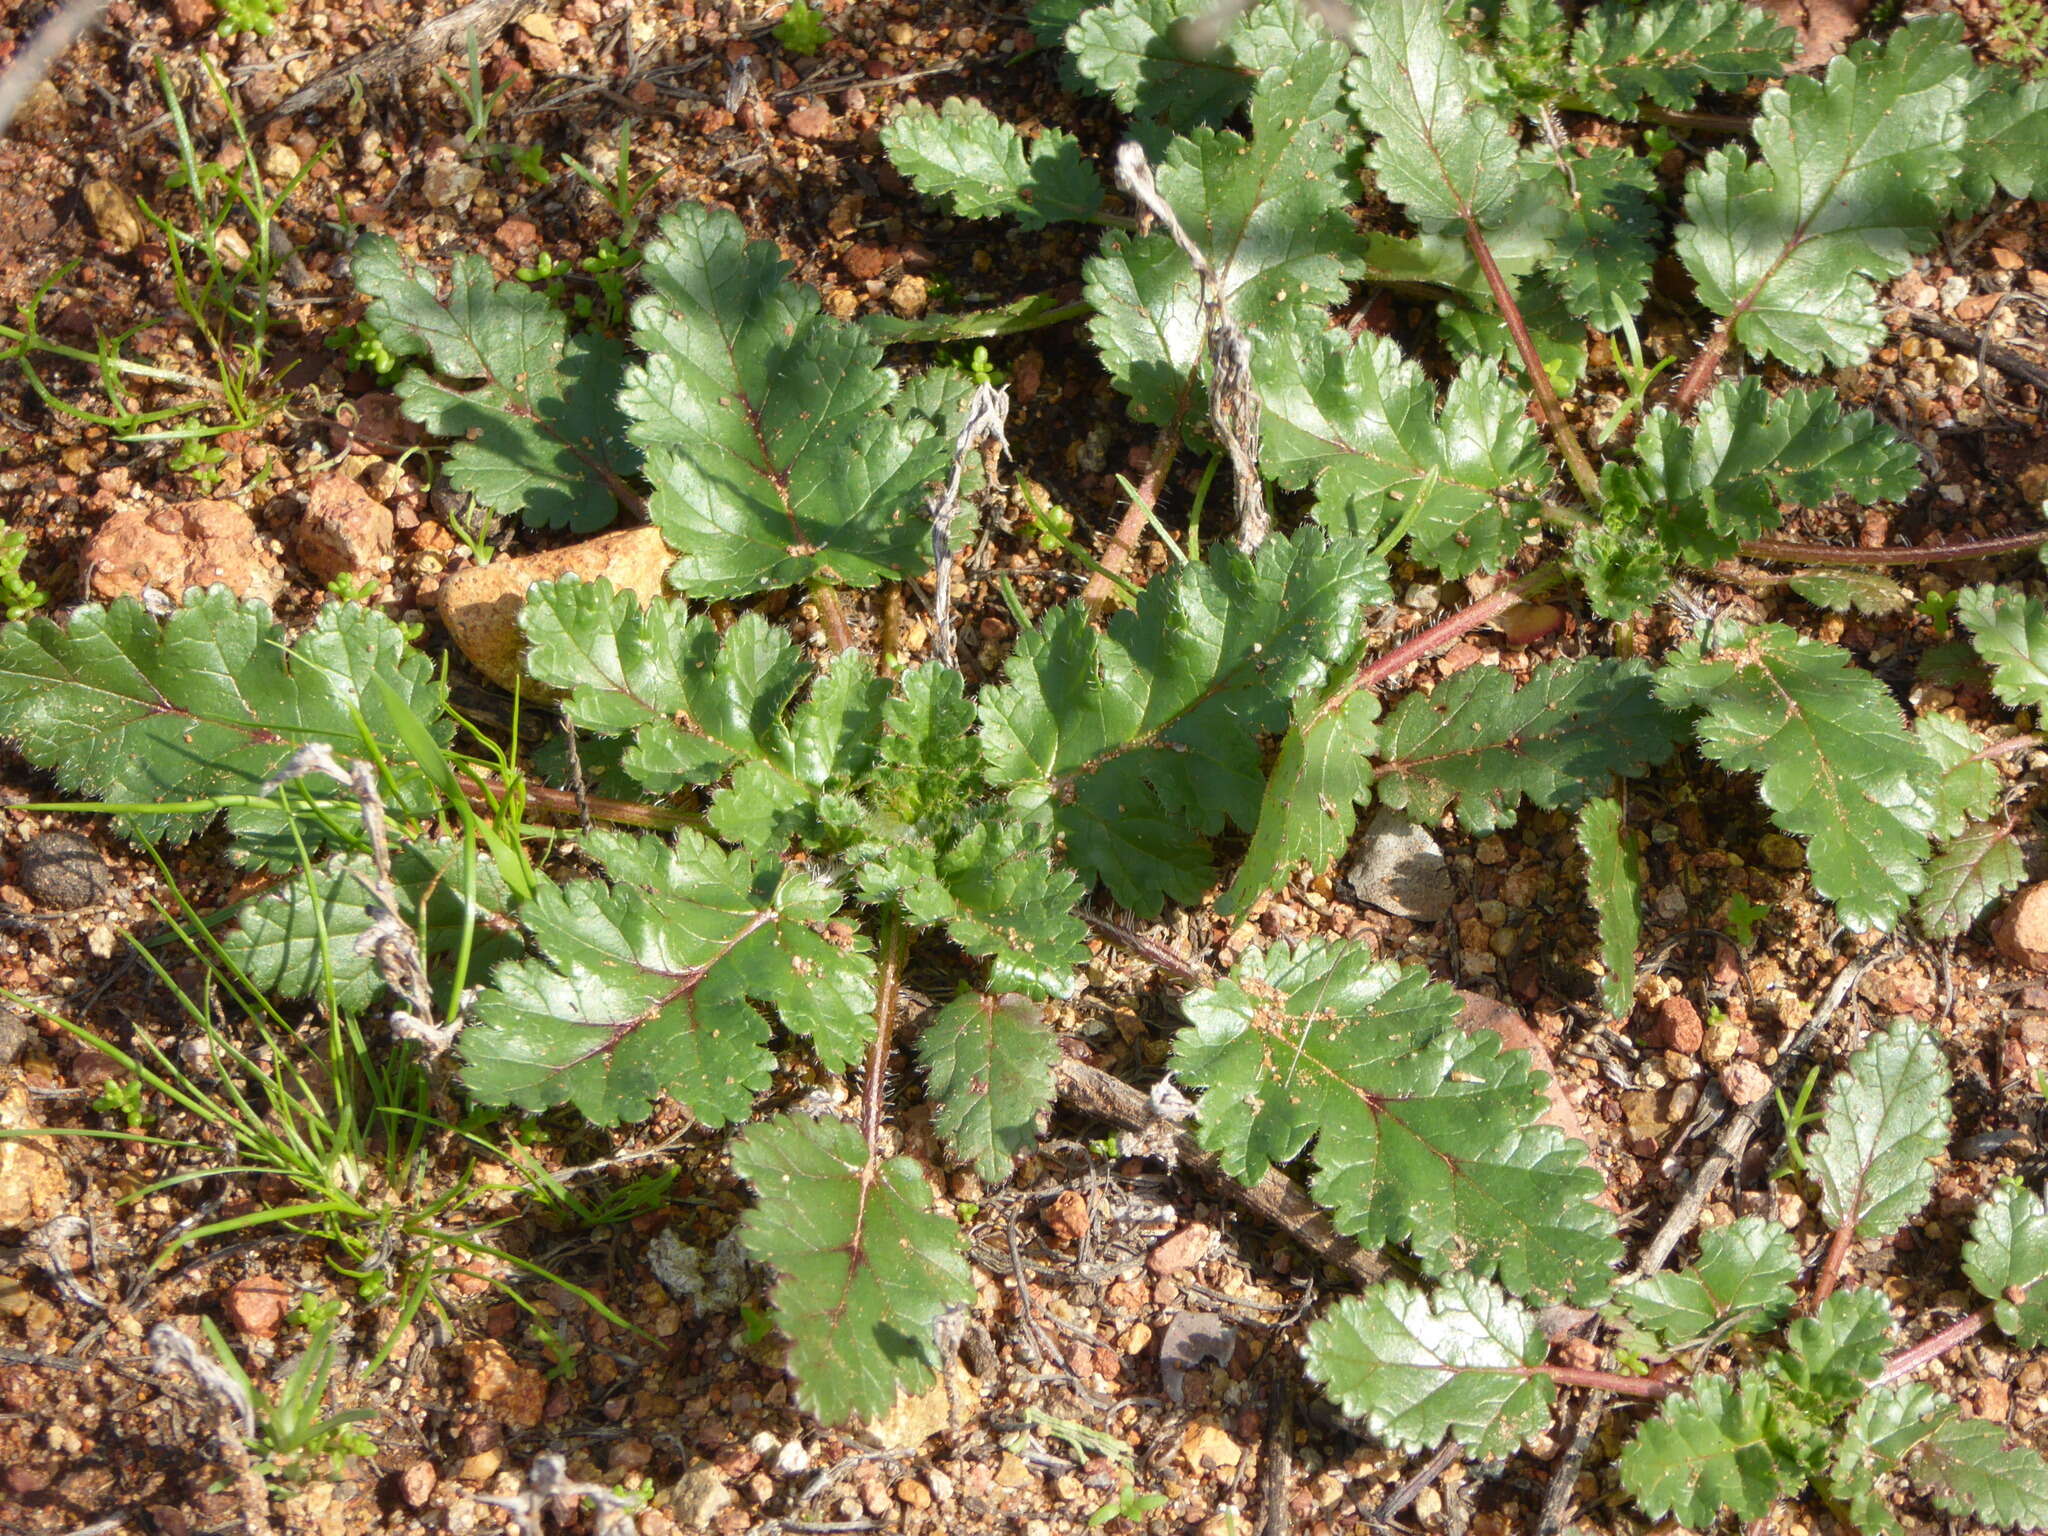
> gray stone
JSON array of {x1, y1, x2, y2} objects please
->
[
  {"x1": 18, "y1": 831, "x2": 109, "y2": 911},
  {"x1": 1346, "y1": 807, "x2": 1452, "y2": 923}
]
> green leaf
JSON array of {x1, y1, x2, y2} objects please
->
[
  {"x1": 1617, "y1": 1217, "x2": 1797, "y2": 1348},
  {"x1": 222, "y1": 842, "x2": 517, "y2": 1012},
  {"x1": 1806, "y1": 1018, "x2": 1952, "y2": 1243},
  {"x1": 733, "y1": 1112, "x2": 973, "y2": 1424},
  {"x1": 1962, "y1": 65, "x2": 2048, "y2": 206},
  {"x1": 1674, "y1": 17, "x2": 1976, "y2": 370},
  {"x1": 1771, "y1": 1289, "x2": 1892, "y2": 1411},
  {"x1": 917, "y1": 992, "x2": 1059, "y2": 1183},
  {"x1": 881, "y1": 99, "x2": 1104, "y2": 229},
  {"x1": 1221, "y1": 682, "x2": 1380, "y2": 914},
  {"x1": 1171, "y1": 939, "x2": 1619, "y2": 1303},
  {"x1": 1569, "y1": 526, "x2": 1671, "y2": 622},
  {"x1": 1915, "y1": 817, "x2": 2024, "y2": 941},
  {"x1": 1066, "y1": 0, "x2": 1326, "y2": 127},
  {"x1": 1083, "y1": 58, "x2": 1362, "y2": 427},
  {"x1": 1254, "y1": 329, "x2": 1550, "y2": 578},
  {"x1": 1343, "y1": 0, "x2": 1519, "y2": 225},
  {"x1": 354, "y1": 235, "x2": 635, "y2": 532},
  {"x1": 1963, "y1": 1180, "x2": 2048, "y2": 1347},
  {"x1": 1569, "y1": 0, "x2": 1796, "y2": 118},
  {"x1": 1617, "y1": 1374, "x2": 1798, "y2": 1526},
  {"x1": 1654, "y1": 624, "x2": 1938, "y2": 932},
  {"x1": 1607, "y1": 379, "x2": 1921, "y2": 567},
  {"x1": 0, "y1": 591, "x2": 446, "y2": 846},
  {"x1": 1576, "y1": 796, "x2": 1643, "y2": 1022},
  {"x1": 1530, "y1": 146, "x2": 1661, "y2": 331},
  {"x1": 460, "y1": 829, "x2": 874, "y2": 1124},
  {"x1": 625, "y1": 202, "x2": 957, "y2": 594},
  {"x1": 980, "y1": 530, "x2": 1387, "y2": 916},
  {"x1": 1958, "y1": 582, "x2": 2048, "y2": 713},
  {"x1": 1917, "y1": 714, "x2": 2002, "y2": 841},
  {"x1": 1909, "y1": 1414, "x2": 2048, "y2": 1530},
  {"x1": 1826, "y1": 1383, "x2": 1953, "y2": 1536},
  {"x1": 1303, "y1": 1274, "x2": 1553, "y2": 1461},
  {"x1": 1374, "y1": 657, "x2": 1688, "y2": 835},
  {"x1": 1788, "y1": 569, "x2": 1910, "y2": 618}
]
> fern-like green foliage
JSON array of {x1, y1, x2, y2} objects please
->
[
  {"x1": 0, "y1": 590, "x2": 445, "y2": 847},
  {"x1": 1170, "y1": 939, "x2": 1619, "y2": 1304},
  {"x1": 1566, "y1": 0, "x2": 1797, "y2": 118}
]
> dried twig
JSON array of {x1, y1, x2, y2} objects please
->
[
  {"x1": 928, "y1": 383, "x2": 1011, "y2": 670},
  {"x1": 149, "y1": 1322, "x2": 276, "y2": 1536},
  {"x1": 479, "y1": 1453, "x2": 643, "y2": 1536},
  {"x1": 251, "y1": 0, "x2": 523, "y2": 128},
  {"x1": 0, "y1": 0, "x2": 112, "y2": 141}
]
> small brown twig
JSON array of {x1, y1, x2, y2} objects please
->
[
  {"x1": 811, "y1": 584, "x2": 856, "y2": 656},
  {"x1": 1535, "y1": 1387, "x2": 1610, "y2": 1536},
  {"x1": 1876, "y1": 1305, "x2": 1990, "y2": 1386},
  {"x1": 1372, "y1": 1437, "x2": 1462, "y2": 1525},
  {"x1": 0, "y1": 0, "x2": 112, "y2": 139},
  {"x1": 1738, "y1": 529, "x2": 2048, "y2": 567},
  {"x1": 1807, "y1": 1216, "x2": 1858, "y2": 1310},
  {"x1": 1908, "y1": 309, "x2": 2048, "y2": 395}
]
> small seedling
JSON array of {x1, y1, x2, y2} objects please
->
[
  {"x1": 324, "y1": 571, "x2": 382, "y2": 604},
  {"x1": 1723, "y1": 892, "x2": 1770, "y2": 947},
  {"x1": 214, "y1": 0, "x2": 290, "y2": 39},
  {"x1": 1088, "y1": 1477, "x2": 1168, "y2": 1528},
  {"x1": 92, "y1": 1075, "x2": 150, "y2": 1130},
  {"x1": 1770, "y1": 1062, "x2": 1825, "y2": 1180},
  {"x1": 0, "y1": 530, "x2": 46, "y2": 622},
  {"x1": 774, "y1": 0, "x2": 830, "y2": 56}
]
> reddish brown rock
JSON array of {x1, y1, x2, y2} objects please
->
[
  {"x1": 222, "y1": 1275, "x2": 293, "y2": 1338},
  {"x1": 1041, "y1": 1189, "x2": 1090, "y2": 1247},
  {"x1": 295, "y1": 474, "x2": 395, "y2": 583},
  {"x1": 493, "y1": 217, "x2": 541, "y2": 257},
  {"x1": 1719, "y1": 1059, "x2": 1772, "y2": 1108},
  {"x1": 785, "y1": 103, "x2": 834, "y2": 139},
  {"x1": 460, "y1": 1339, "x2": 547, "y2": 1428},
  {"x1": 1147, "y1": 1223, "x2": 1214, "y2": 1277},
  {"x1": 1649, "y1": 996, "x2": 1704, "y2": 1055},
  {"x1": 1993, "y1": 884, "x2": 2048, "y2": 971},
  {"x1": 81, "y1": 499, "x2": 283, "y2": 606}
]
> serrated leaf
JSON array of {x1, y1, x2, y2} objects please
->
[
  {"x1": 460, "y1": 829, "x2": 874, "y2": 1124},
  {"x1": 1374, "y1": 657, "x2": 1687, "y2": 835},
  {"x1": 0, "y1": 591, "x2": 446, "y2": 846},
  {"x1": 354, "y1": 235, "x2": 635, "y2": 532},
  {"x1": 1617, "y1": 1374, "x2": 1799, "y2": 1526},
  {"x1": 1436, "y1": 272, "x2": 1591, "y2": 397},
  {"x1": 1771, "y1": 1289, "x2": 1892, "y2": 1410},
  {"x1": 222, "y1": 842, "x2": 518, "y2": 1012},
  {"x1": 1171, "y1": 939, "x2": 1619, "y2": 1303},
  {"x1": 1344, "y1": 0, "x2": 1519, "y2": 225},
  {"x1": 1654, "y1": 624, "x2": 1938, "y2": 932},
  {"x1": 881, "y1": 99, "x2": 1104, "y2": 229},
  {"x1": 1908, "y1": 1414, "x2": 2048, "y2": 1530},
  {"x1": 1255, "y1": 329, "x2": 1550, "y2": 578},
  {"x1": 1806, "y1": 1018, "x2": 1951, "y2": 1243},
  {"x1": 1915, "y1": 817, "x2": 2024, "y2": 941},
  {"x1": 1066, "y1": 0, "x2": 1260, "y2": 126},
  {"x1": 624, "y1": 202, "x2": 956, "y2": 594},
  {"x1": 1789, "y1": 569, "x2": 1910, "y2": 618},
  {"x1": 918, "y1": 993, "x2": 1058, "y2": 1183},
  {"x1": 1962, "y1": 65, "x2": 2048, "y2": 206},
  {"x1": 1569, "y1": 0, "x2": 1796, "y2": 118},
  {"x1": 1576, "y1": 796, "x2": 1643, "y2": 1022},
  {"x1": 1532, "y1": 147, "x2": 1661, "y2": 331},
  {"x1": 980, "y1": 530, "x2": 1387, "y2": 916},
  {"x1": 1958, "y1": 582, "x2": 2048, "y2": 713},
  {"x1": 1674, "y1": 17, "x2": 1976, "y2": 370},
  {"x1": 1221, "y1": 681, "x2": 1380, "y2": 914},
  {"x1": 1826, "y1": 1382, "x2": 1954, "y2": 1536},
  {"x1": 1618, "y1": 1217, "x2": 1797, "y2": 1348},
  {"x1": 1608, "y1": 379, "x2": 1921, "y2": 567},
  {"x1": 733, "y1": 1112, "x2": 973, "y2": 1424},
  {"x1": 1083, "y1": 60, "x2": 1362, "y2": 426},
  {"x1": 1963, "y1": 1180, "x2": 2048, "y2": 1347},
  {"x1": 1917, "y1": 714, "x2": 2002, "y2": 841},
  {"x1": 1569, "y1": 526, "x2": 1671, "y2": 622},
  {"x1": 1303, "y1": 1274, "x2": 1553, "y2": 1461}
]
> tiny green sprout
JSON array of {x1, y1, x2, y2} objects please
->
[
  {"x1": 955, "y1": 1200, "x2": 980, "y2": 1222},
  {"x1": 0, "y1": 529, "x2": 48, "y2": 622},
  {"x1": 1088, "y1": 1477, "x2": 1169, "y2": 1529},
  {"x1": 329, "y1": 321, "x2": 399, "y2": 381},
  {"x1": 286, "y1": 1292, "x2": 347, "y2": 1331},
  {"x1": 1770, "y1": 1063, "x2": 1827, "y2": 1181},
  {"x1": 325, "y1": 571, "x2": 382, "y2": 604},
  {"x1": 739, "y1": 1304, "x2": 776, "y2": 1347},
  {"x1": 213, "y1": 0, "x2": 291, "y2": 41},
  {"x1": 1917, "y1": 587, "x2": 1959, "y2": 637},
  {"x1": 169, "y1": 438, "x2": 228, "y2": 492},
  {"x1": 92, "y1": 1075, "x2": 150, "y2": 1130},
  {"x1": 1723, "y1": 892, "x2": 1769, "y2": 948},
  {"x1": 506, "y1": 142, "x2": 550, "y2": 185},
  {"x1": 774, "y1": 0, "x2": 831, "y2": 56}
]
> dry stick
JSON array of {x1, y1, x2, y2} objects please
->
[
  {"x1": 1623, "y1": 949, "x2": 1880, "y2": 1285},
  {"x1": 1461, "y1": 216, "x2": 1603, "y2": 508},
  {"x1": 1738, "y1": 528, "x2": 2048, "y2": 567},
  {"x1": 249, "y1": 0, "x2": 523, "y2": 128},
  {"x1": 1534, "y1": 1388, "x2": 1609, "y2": 1536},
  {"x1": 1876, "y1": 1305, "x2": 1991, "y2": 1387},
  {"x1": 0, "y1": 0, "x2": 112, "y2": 139},
  {"x1": 1807, "y1": 1214, "x2": 1858, "y2": 1311},
  {"x1": 1908, "y1": 310, "x2": 2048, "y2": 394},
  {"x1": 1373, "y1": 1437, "x2": 1463, "y2": 1525}
]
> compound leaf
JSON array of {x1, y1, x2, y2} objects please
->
[
  {"x1": 1569, "y1": 0, "x2": 1796, "y2": 118},
  {"x1": 1675, "y1": 17, "x2": 1976, "y2": 371},
  {"x1": 1909, "y1": 1415, "x2": 2048, "y2": 1530},
  {"x1": 355, "y1": 235, "x2": 634, "y2": 532},
  {"x1": 980, "y1": 530, "x2": 1387, "y2": 916},
  {"x1": 1655, "y1": 624, "x2": 1937, "y2": 932},
  {"x1": 1256, "y1": 329, "x2": 1549, "y2": 578},
  {"x1": 1531, "y1": 146, "x2": 1661, "y2": 330},
  {"x1": 1826, "y1": 1383, "x2": 1953, "y2": 1536},
  {"x1": 625, "y1": 202, "x2": 957, "y2": 594},
  {"x1": 1617, "y1": 1216, "x2": 1797, "y2": 1348},
  {"x1": 1304, "y1": 1274, "x2": 1553, "y2": 1461},
  {"x1": 1374, "y1": 657, "x2": 1687, "y2": 835},
  {"x1": 1576, "y1": 796, "x2": 1643, "y2": 1022},
  {"x1": 918, "y1": 992, "x2": 1059, "y2": 1183},
  {"x1": 881, "y1": 98, "x2": 1104, "y2": 228},
  {"x1": 460, "y1": 828, "x2": 874, "y2": 1124},
  {"x1": 1171, "y1": 939, "x2": 1619, "y2": 1303},
  {"x1": 1806, "y1": 1018, "x2": 1951, "y2": 1243},
  {"x1": 1222, "y1": 682, "x2": 1380, "y2": 914},
  {"x1": 1915, "y1": 817, "x2": 2024, "y2": 941},
  {"x1": 1618, "y1": 1374, "x2": 1799, "y2": 1527},
  {"x1": 1771, "y1": 1289, "x2": 1892, "y2": 1412},
  {"x1": 0, "y1": 591, "x2": 446, "y2": 847},
  {"x1": 1958, "y1": 582, "x2": 2048, "y2": 713},
  {"x1": 1962, "y1": 1180, "x2": 2048, "y2": 1347},
  {"x1": 734, "y1": 1112, "x2": 973, "y2": 1424}
]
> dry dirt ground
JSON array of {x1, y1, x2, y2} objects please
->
[{"x1": 0, "y1": 2, "x2": 2047, "y2": 1535}]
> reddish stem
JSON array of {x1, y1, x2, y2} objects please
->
[
  {"x1": 860, "y1": 914, "x2": 908, "y2": 1149},
  {"x1": 1670, "y1": 324, "x2": 1735, "y2": 415},
  {"x1": 812, "y1": 583, "x2": 856, "y2": 654},
  {"x1": 1877, "y1": 1307, "x2": 1990, "y2": 1387},
  {"x1": 1543, "y1": 1363, "x2": 1674, "y2": 1400},
  {"x1": 1081, "y1": 416, "x2": 1184, "y2": 614},
  {"x1": 1739, "y1": 530, "x2": 2048, "y2": 566},
  {"x1": 1354, "y1": 566, "x2": 1565, "y2": 694},
  {"x1": 1808, "y1": 1219, "x2": 1856, "y2": 1311}
]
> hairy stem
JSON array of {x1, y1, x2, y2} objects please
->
[
  {"x1": 1669, "y1": 322, "x2": 1734, "y2": 415},
  {"x1": 1738, "y1": 529, "x2": 2048, "y2": 566},
  {"x1": 1876, "y1": 1306, "x2": 1989, "y2": 1386},
  {"x1": 1807, "y1": 1218, "x2": 1856, "y2": 1310},
  {"x1": 1355, "y1": 566, "x2": 1566, "y2": 693},
  {"x1": 1461, "y1": 216, "x2": 1603, "y2": 507},
  {"x1": 1081, "y1": 417, "x2": 1183, "y2": 614},
  {"x1": 810, "y1": 583, "x2": 856, "y2": 654},
  {"x1": 465, "y1": 771, "x2": 703, "y2": 833},
  {"x1": 861, "y1": 911, "x2": 909, "y2": 1150}
]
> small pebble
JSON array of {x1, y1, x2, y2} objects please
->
[{"x1": 18, "y1": 831, "x2": 110, "y2": 910}]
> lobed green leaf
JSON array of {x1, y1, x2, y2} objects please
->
[
  {"x1": 1909, "y1": 1414, "x2": 2048, "y2": 1530},
  {"x1": 881, "y1": 98, "x2": 1104, "y2": 229},
  {"x1": 917, "y1": 993, "x2": 1059, "y2": 1183},
  {"x1": 1575, "y1": 797, "x2": 1643, "y2": 1022},
  {"x1": 1962, "y1": 1180, "x2": 2048, "y2": 1347},
  {"x1": 1617, "y1": 1374, "x2": 1798, "y2": 1526},
  {"x1": 1958, "y1": 582, "x2": 2048, "y2": 714},
  {"x1": 1806, "y1": 1018, "x2": 1952, "y2": 1243},
  {"x1": 1569, "y1": 0, "x2": 1795, "y2": 118}
]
